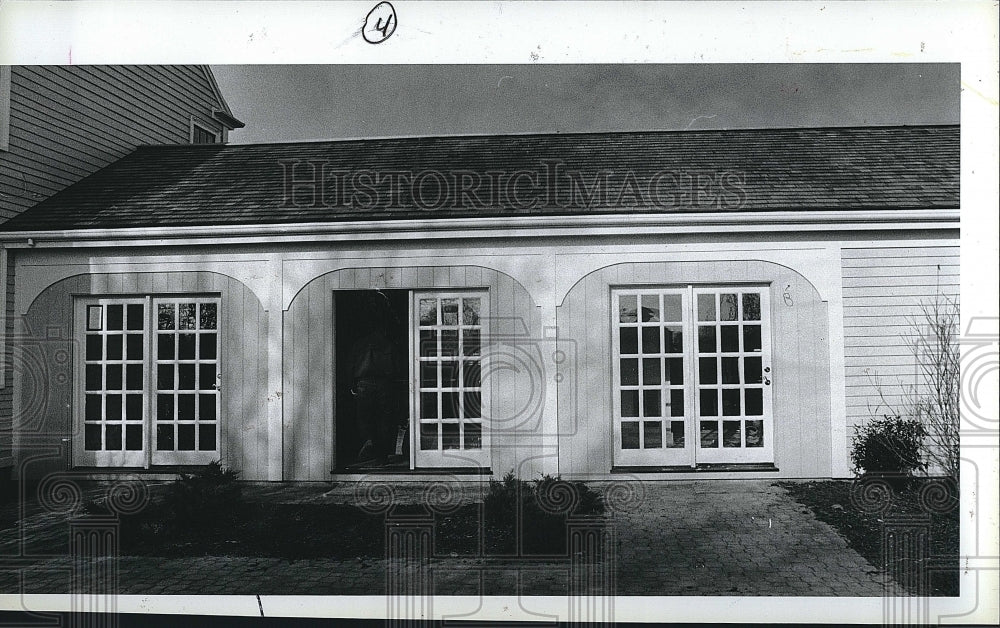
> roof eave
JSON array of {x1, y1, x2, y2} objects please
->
[{"x1": 0, "y1": 208, "x2": 961, "y2": 248}]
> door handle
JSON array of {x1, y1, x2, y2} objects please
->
[{"x1": 763, "y1": 366, "x2": 771, "y2": 386}]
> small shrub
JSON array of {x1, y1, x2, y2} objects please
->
[
  {"x1": 160, "y1": 461, "x2": 243, "y2": 538},
  {"x1": 851, "y1": 415, "x2": 926, "y2": 479},
  {"x1": 482, "y1": 471, "x2": 605, "y2": 554}
]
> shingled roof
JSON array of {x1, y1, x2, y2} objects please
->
[{"x1": 1, "y1": 125, "x2": 958, "y2": 232}]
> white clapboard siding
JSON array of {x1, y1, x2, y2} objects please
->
[
  {"x1": 841, "y1": 245, "x2": 960, "y2": 439},
  {"x1": 0, "y1": 66, "x2": 227, "y2": 221}
]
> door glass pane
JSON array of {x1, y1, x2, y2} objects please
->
[
  {"x1": 700, "y1": 421, "x2": 718, "y2": 447},
  {"x1": 643, "y1": 421, "x2": 662, "y2": 448},
  {"x1": 722, "y1": 389, "x2": 740, "y2": 416},
  {"x1": 420, "y1": 423, "x2": 438, "y2": 450},
  {"x1": 699, "y1": 389, "x2": 718, "y2": 416},
  {"x1": 641, "y1": 295, "x2": 659, "y2": 322},
  {"x1": 665, "y1": 358, "x2": 683, "y2": 384},
  {"x1": 619, "y1": 328, "x2": 638, "y2": 354},
  {"x1": 464, "y1": 422, "x2": 482, "y2": 449},
  {"x1": 107, "y1": 305, "x2": 124, "y2": 331},
  {"x1": 720, "y1": 326, "x2": 739, "y2": 352},
  {"x1": 158, "y1": 304, "x2": 176, "y2": 330},
  {"x1": 619, "y1": 295, "x2": 637, "y2": 323},
  {"x1": 721, "y1": 357, "x2": 740, "y2": 384},
  {"x1": 663, "y1": 326, "x2": 683, "y2": 353},
  {"x1": 641, "y1": 327, "x2": 660, "y2": 353},
  {"x1": 697, "y1": 294, "x2": 715, "y2": 321},
  {"x1": 699, "y1": 358, "x2": 717, "y2": 384},
  {"x1": 462, "y1": 299, "x2": 480, "y2": 325},
  {"x1": 621, "y1": 422, "x2": 639, "y2": 449},
  {"x1": 698, "y1": 326, "x2": 716, "y2": 352},
  {"x1": 441, "y1": 299, "x2": 459, "y2": 325},
  {"x1": 745, "y1": 420, "x2": 764, "y2": 447},
  {"x1": 642, "y1": 358, "x2": 660, "y2": 385},
  {"x1": 199, "y1": 303, "x2": 218, "y2": 329},
  {"x1": 620, "y1": 359, "x2": 638, "y2": 386},
  {"x1": 669, "y1": 389, "x2": 684, "y2": 417},
  {"x1": 720, "y1": 294, "x2": 738, "y2": 321},
  {"x1": 642, "y1": 390, "x2": 661, "y2": 417},
  {"x1": 621, "y1": 390, "x2": 639, "y2": 417},
  {"x1": 722, "y1": 421, "x2": 742, "y2": 447},
  {"x1": 742, "y1": 294, "x2": 761, "y2": 320},
  {"x1": 663, "y1": 295, "x2": 682, "y2": 322},
  {"x1": 667, "y1": 421, "x2": 685, "y2": 447},
  {"x1": 419, "y1": 299, "x2": 437, "y2": 325}
]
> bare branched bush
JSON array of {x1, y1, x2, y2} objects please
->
[
  {"x1": 908, "y1": 290, "x2": 960, "y2": 480},
  {"x1": 861, "y1": 271, "x2": 959, "y2": 481}
]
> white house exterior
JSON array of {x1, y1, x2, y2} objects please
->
[{"x1": 0, "y1": 126, "x2": 959, "y2": 482}]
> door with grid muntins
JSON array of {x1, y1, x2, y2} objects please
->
[
  {"x1": 76, "y1": 299, "x2": 149, "y2": 467},
  {"x1": 153, "y1": 298, "x2": 221, "y2": 465},
  {"x1": 691, "y1": 288, "x2": 773, "y2": 463},
  {"x1": 612, "y1": 289, "x2": 691, "y2": 466},
  {"x1": 412, "y1": 292, "x2": 489, "y2": 468},
  {"x1": 612, "y1": 286, "x2": 773, "y2": 467}
]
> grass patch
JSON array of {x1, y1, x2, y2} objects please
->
[{"x1": 777, "y1": 479, "x2": 959, "y2": 596}]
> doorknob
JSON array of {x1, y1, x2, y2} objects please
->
[{"x1": 763, "y1": 367, "x2": 771, "y2": 386}]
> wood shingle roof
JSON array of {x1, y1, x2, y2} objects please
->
[{"x1": 1, "y1": 125, "x2": 958, "y2": 232}]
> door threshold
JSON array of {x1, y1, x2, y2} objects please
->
[{"x1": 611, "y1": 463, "x2": 779, "y2": 473}]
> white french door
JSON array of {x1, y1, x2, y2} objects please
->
[
  {"x1": 75, "y1": 296, "x2": 222, "y2": 468},
  {"x1": 411, "y1": 291, "x2": 490, "y2": 469},
  {"x1": 612, "y1": 286, "x2": 773, "y2": 467}
]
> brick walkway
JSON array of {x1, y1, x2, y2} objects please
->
[{"x1": 0, "y1": 480, "x2": 887, "y2": 597}]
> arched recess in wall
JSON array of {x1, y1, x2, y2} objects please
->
[
  {"x1": 281, "y1": 264, "x2": 545, "y2": 481},
  {"x1": 554, "y1": 258, "x2": 833, "y2": 478},
  {"x1": 15, "y1": 271, "x2": 269, "y2": 480}
]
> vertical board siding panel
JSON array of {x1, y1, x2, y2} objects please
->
[
  {"x1": 417, "y1": 267, "x2": 433, "y2": 288},
  {"x1": 225, "y1": 278, "x2": 244, "y2": 475},
  {"x1": 308, "y1": 282, "x2": 330, "y2": 480},
  {"x1": 282, "y1": 297, "x2": 296, "y2": 479},
  {"x1": 241, "y1": 282, "x2": 257, "y2": 478},
  {"x1": 467, "y1": 266, "x2": 483, "y2": 287},
  {"x1": 258, "y1": 308, "x2": 269, "y2": 477},
  {"x1": 293, "y1": 289, "x2": 310, "y2": 481},
  {"x1": 356, "y1": 268, "x2": 371, "y2": 290},
  {"x1": 402, "y1": 267, "x2": 418, "y2": 288},
  {"x1": 136, "y1": 273, "x2": 153, "y2": 294},
  {"x1": 433, "y1": 267, "x2": 449, "y2": 288}
]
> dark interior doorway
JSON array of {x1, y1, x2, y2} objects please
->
[{"x1": 334, "y1": 289, "x2": 410, "y2": 471}]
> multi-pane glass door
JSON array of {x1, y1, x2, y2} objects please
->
[
  {"x1": 412, "y1": 292, "x2": 489, "y2": 468},
  {"x1": 76, "y1": 296, "x2": 221, "y2": 468},
  {"x1": 77, "y1": 299, "x2": 148, "y2": 467},
  {"x1": 612, "y1": 286, "x2": 773, "y2": 467},
  {"x1": 613, "y1": 289, "x2": 690, "y2": 466},
  {"x1": 153, "y1": 298, "x2": 221, "y2": 464}
]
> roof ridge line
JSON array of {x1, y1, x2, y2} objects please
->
[{"x1": 131, "y1": 123, "x2": 960, "y2": 150}]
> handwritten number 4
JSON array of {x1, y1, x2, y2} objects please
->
[{"x1": 373, "y1": 15, "x2": 393, "y2": 38}]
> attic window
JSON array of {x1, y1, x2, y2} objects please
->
[{"x1": 190, "y1": 119, "x2": 221, "y2": 145}]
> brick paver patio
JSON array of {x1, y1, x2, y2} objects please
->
[{"x1": 0, "y1": 480, "x2": 887, "y2": 597}]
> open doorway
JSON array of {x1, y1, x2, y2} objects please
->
[{"x1": 334, "y1": 290, "x2": 410, "y2": 471}]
